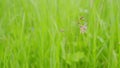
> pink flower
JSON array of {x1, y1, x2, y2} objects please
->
[{"x1": 80, "y1": 24, "x2": 87, "y2": 34}]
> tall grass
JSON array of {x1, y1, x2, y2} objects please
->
[{"x1": 0, "y1": 0, "x2": 120, "y2": 68}]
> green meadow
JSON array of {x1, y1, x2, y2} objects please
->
[{"x1": 0, "y1": 0, "x2": 120, "y2": 68}]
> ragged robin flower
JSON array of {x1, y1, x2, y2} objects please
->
[{"x1": 80, "y1": 24, "x2": 87, "y2": 34}]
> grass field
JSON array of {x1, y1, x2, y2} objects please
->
[{"x1": 0, "y1": 0, "x2": 120, "y2": 68}]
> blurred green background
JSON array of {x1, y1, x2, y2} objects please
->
[{"x1": 0, "y1": 0, "x2": 120, "y2": 68}]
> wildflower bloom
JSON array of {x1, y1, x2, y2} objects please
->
[{"x1": 80, "y1": 24, "x2": 87, "y2": 34}]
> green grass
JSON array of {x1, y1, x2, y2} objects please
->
[{"x1": 0, "y1": 0, "x2": 120, "y2": 68}]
